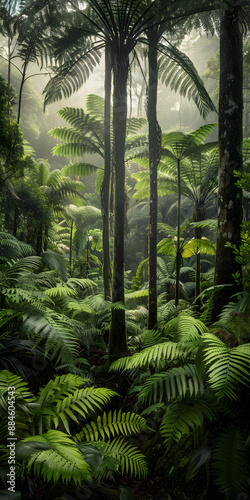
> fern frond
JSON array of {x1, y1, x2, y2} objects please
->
[
  {"x1": 24, "y1": 310, "x2": 80, "y2": 365},
  {"x1": 86, "y1": 437, "x2": 148, "y2": 480},
  {"x1": 32, "y1": 374, "x2": 117, "y2": 435},
  {"x1": 19, "y1": 430, "x2": 91, "y2": 484},
  {"x1": 109, "y1": 341, "x2": 185, "y2": 372},
  {"x1": 75, "y1": 409, "x2": 148, "y2": 443},
  {"x1": 200, "y1": 334, "x2": 250, "y2": 400},
  {"x1": 138, "y1": 364, "x2": 204, "y2": 406},
  {"x1": 62, "y1": 162, "x2": 101, "y2": 177},
  {"x1": 160, "y1": 395, "x2": 215, "y2": 451},
  {"x1": 213, "y1": 425, "x2": 248, "y2": 499}
]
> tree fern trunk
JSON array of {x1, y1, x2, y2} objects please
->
[
  {"x1": 109, "y1": 48, "x2": 129, "y2": 361},
  {"x1": 213, "y1": 2, "x2": 243, "y2": 319},
  {"x1": 175, "y1": 159, "x2": 181, "y2": 307},
  {"x1": 147, "y1": 29, "x2": 160, "y2": 329},
  {"x1": 101, "y1": 43, "x2": 112, "y2": 301}
]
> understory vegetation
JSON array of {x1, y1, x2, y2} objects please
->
[{"x1": 0, "y1": 1, "x2": 250, "y2": 499}]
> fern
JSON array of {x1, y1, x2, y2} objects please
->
[
  {"x1": 213, "y1": 425, "x2": 248, "y2": 500},
  {"x1": 160, "y1": 395, "x2": 215, "y2": 451},
  {"x1": 75, "y1": 409, "x2": 148, "y2": 442},
  {"x1": 138, "y1": 364, "x2": 204, "y2": 406},
  {"x1": 83, "y1": 437, "x2": 148, "y2": 480},
  {"x1": 109, "y1": 341, "x2": 185, "y2": 372},
  {"x1": 31, "y1": 373, "x2": 116, "y2": 435},
  {"x1": 18, "y1": 430, "x2": 91, "y2": 484},
  {"x1": 198, "y1": 334, "x2": 250, "y2": 400}
]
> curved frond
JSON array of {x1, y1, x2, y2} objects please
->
[
  {"x1": 62, "y1": 163, "x2": 102, "y2": 177},
  {"x1": 138, "y1": 364, "x2": 204, "y2": 406},
  {"x1": 75, "y1": 409, "x2": 148, "y2": 442},
  {"x1": 199, "y1": 334, "x2": 250, "y2": 400},
  {"x1": 213, "y1": 425, "x2": 248, "y2": 499},
  {"x1": 159, "y1": 43, "x2": 217, "y2": 119},
  {"x1": 19, "y1": 430, "x2": 91, "y2": 484},
  {"x1": 88, "y1": 437, "x2": 148, "y2": 480},
  {"x1": 32, "y1": 373, "x2": 117, "y2": 435},
  {"x1": 43, "y1": 44, "x2": 101, "y2": 107},
  {"x1": 109, "y1": 341, "x2": 185, "y2": 372},
  {"x1": 160, "y1": 395, "x2": 215, "y2": 451}
]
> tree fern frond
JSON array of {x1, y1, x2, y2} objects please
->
[
  {"x1": 62, "y1": 163, "x2": 102, "y2": 178},
  {"x1": 160, "y1": 395, "x2": 215, "y2": 451},
  {"x1": 75, "y1": 409, "x2": 148, "y2": 442},
  {"x1": 43, "y1": 44, "x2": 101, "y2": 107},
  {"x1": 159, "y1": 45, "x2": 217, "y2": 119},
  {"x1": 19, "y1": 430, "x2": 91, "y2": 484},
  {"x1": 138, "y1": 364, "x2": 204, "y2": 406}
]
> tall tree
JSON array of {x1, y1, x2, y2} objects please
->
[{"x1": 213, "y1": 0, "x2": 246, "y2": 319}]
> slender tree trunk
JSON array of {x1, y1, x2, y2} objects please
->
[
  {"x1": 109, "y1": 49, "x2": 129, "y2": 361},
  {"x1": 213, "y1": 2, "x2": 243, "y2": 319},
  {"x1": 101, "y1": 44, "x2": 112, "y2": 300},
  {"x1": 17, "y1": 68, "x2": 26, "y2": 124},
  {"x1": 69, "y1": 220, "x2": 73, "y2": 276},
  {"x1": 193, "y1": 202, "x2": 205, "y2": 311},
  {"x1": 44, "y1": 225, "x2": 48, "y2": 250},
  {"x1": 36, "y1": 227, "x2": 43, "y2": 256},
  {"x1": 175, "y1": 158, "x2": 181, "y2": 307},
  {"x1": 147, "y1": 29, "x2": 160, "y2": 329}
]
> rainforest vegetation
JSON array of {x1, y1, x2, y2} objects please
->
[{"x1": 0, "y1": 0, "x2": 250, "y2": 499}]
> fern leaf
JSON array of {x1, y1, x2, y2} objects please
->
[
  {"x1": 110, "y1": 341, "x2": 184, "y2": 372},
  {"x1": 138, "y1": 364, "x2": 204, "y2": 406},
  {"x1": 88, "y1": 437, "x2": 148, "y2": 480},
  {"x1": 201, "y1": 334, "x2": 250, "y2": 400},
  {"x1": 213, "y1": 425, "x2": 248, "y2": 499},
  {"x1": 62, "y1": 162, "x2": 102, "y2": 177},
  {"x1": 160, "y1": 395, "x2": 215, "y2": 451},
  {"x1": 75, "y1": 409, "x2": 148, "y2": 442},
  {"x1": 20, "y1": 430, "x2": 91, "y2": 484}
]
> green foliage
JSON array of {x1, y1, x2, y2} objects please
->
[
  {"x1": 160, "y1": 395, "x2": 215, "y2": 451},
  {"x1": 86, "y1": 437, "x2": 148, "y2": 480},
  {"x1": 196, "y1": 334, "x2": 250, "y2": 400},
  {"x1": 213, "y1": 425, "x2": 248, "y2": 500},
  {"x1": 138, "y1": 364, "x2": 204, "y2": 406},
  {"x1": 75, "y1": 409, "x2": 148, "y2": 442},
  {"x1": 18, "y1": 430, "x2": 92, "y2": 485}
]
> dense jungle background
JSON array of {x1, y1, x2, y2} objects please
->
[{"x1": 0, "y1": 0, "x2": 250, "y2": 499}]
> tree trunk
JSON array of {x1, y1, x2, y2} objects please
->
[
  {"x1": 213, "y1": 2, "x2": 243, "y2": 319},
  {"x1": 147, "y1": 29, "x2": 160, "y2": 329},
  {"x1": 175, "y1": 158, "x2": 181, "y2": 307},
  {"x1": 193, "y1": 202, "x2": 205, "y2": 311},
  {"x1": 101, "y1": 44, "x2": 112, "y2": 301},
  {"x1": 109, "y1": 48, "x2": 129, "y2": 361}
]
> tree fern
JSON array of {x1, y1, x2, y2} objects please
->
[
  {"x1": 18, "y1": 430, "x2": 92, "y2": 484},
  {"x1": 197, "y1": 334, "x2": 250, "y2": 400},
  {"x1": 160, "y1": 395, "x2": 215, "y2": 451},
  {"x1": 75, "y1": 409, "x2": 148, "y2": 442},
  {"x1": 138, "y1": 364, "x2": 204, "y2": 407}
]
